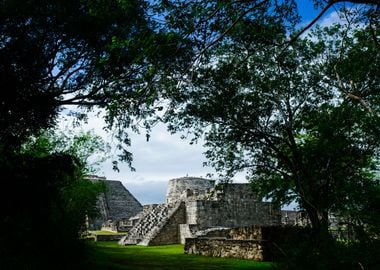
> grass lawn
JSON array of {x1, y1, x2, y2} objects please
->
[
  {"x1": 86, "y1": 241, "x2": 273, "y2": 270},
  {"x1": 88, "y1": 230, "x2": 127, "y2": 235}
]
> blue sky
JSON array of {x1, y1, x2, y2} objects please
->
[{"x1": 297, "y1": 0, "x2": 321, "y2": 22}]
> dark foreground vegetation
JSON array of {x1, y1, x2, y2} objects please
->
[
  {"x1": 269, "y1": 230, "x2": 380, "y2": 270},
  {"x1": 0, "y1": 152, "x2": 105, "y2": 270}
]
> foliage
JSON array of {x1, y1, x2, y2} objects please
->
[
  {"x1": 154, "y1": 2, "x2": 380, "y2": 253},
  {"x1": 0, "y1": 153, "x2": 102, "y2": 269},
  {"x1": 21, "y1": 128, "x2": 111, "y2": 175},
  {"x1": 163, "y1": 8, "x2": 380, "y2": 242},
  {"x1": 2, "y1": 0, "x2": 377, "y2": 160},
  {"x1": 0, "y1": 129, "x2": 109, "y2": 269},
  {"x1": 273, "y1": 236, "x2": 380, "y2": 270},
  {"x1": 152, "y1": 1, "x2": 378, "y2": 59},
  {"x1": 19, "y1": 128, "x2": 110, "y2": 229},
  {"x1": 0, "y1": 0, "x2": 194, "y2": 163},
  {"x1": 0, "y1": 1, "x2": 378, "y2": 269},
  {"x1": 1, "y1": 0, "x2": 378, "y2": 163}
]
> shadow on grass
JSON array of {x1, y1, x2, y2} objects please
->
[{"x1": 85, "y1": 241, "x2": 273, "y2": 270}]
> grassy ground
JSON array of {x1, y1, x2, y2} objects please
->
[
  {"x1": 86, "y1": 241, "x2": 273, "y2": 270},
  {"x1": 84, "y1": 230, "x2": 127, "y2": 241},
  {"x1": 88, "y1": 230, "x2": 127, "y2": 235}
]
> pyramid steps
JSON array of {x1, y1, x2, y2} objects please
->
[{"x1": 119, "y1": 202, "x2": 183, "y2": 245}]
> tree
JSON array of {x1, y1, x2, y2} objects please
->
[
  {"x1": 163, "y1": 17, "x2": 380, "y2": 245},
  {"x1": 22, "y1": 129, "x2": 111, "y2": 175},
  {"x1": 0, "y1": 0, "x2": 194, "y2": 158},
  {"x1": 154, "y1": 0, "x2": 379, "y2": 60},
  {"x1": 1, "y1": 0, "x2": 377, "y2": 162},
  {"x1": 0, "y1": 129, "x2": 109, "y2": 269}
]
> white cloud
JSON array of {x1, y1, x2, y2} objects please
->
[
  {"x1": 317, "y1": 10, "x2": 343, "y2": 28},
  {"x1": 123, "y1": 180, "x2": 168, "y2": 205},
  {"x1": 297, "y1": 7, "x2": 361, "y2": 40},
  {"x1": 57, "y1": 108, "x2": 248, "y2": 204}
]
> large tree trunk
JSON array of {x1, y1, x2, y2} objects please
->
[{"x1": 303, "y1": 202, "x2": 331, "y2": 247}]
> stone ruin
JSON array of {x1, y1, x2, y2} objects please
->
[
  {"x1": 118, "y1": 176, "x2": 281, "y2": 246},
  {"x1": 86, "y1": 175, "x2": 351, "y2": 261},
  {"x1": 86, "y1": 175, "x2": 143, "y2": 232}
]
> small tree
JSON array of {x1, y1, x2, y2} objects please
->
[{"x1": 0, "y1": 129, "x2": 109, "y2": 269}]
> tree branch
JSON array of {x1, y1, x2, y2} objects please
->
[
  {"x1": 280, "y1": 1, "x2": 334, "y2": 54},
  {"x1": 193, "y1": 0, "x2": 268, "y2": 63},
  {"x1": 340, "y1": 0, "x2": 380, "y2": 5},
  {"x1": 280, "y1": 0, "x2": 379, "y2": 55},
  {"x1": 334, "y1": 65, "x2": 376, "y2": 114}
]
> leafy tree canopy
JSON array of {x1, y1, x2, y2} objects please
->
[
  {"x1": 1, "y1": 0, "x2": 378, "y2": 164},
  {"x1": 21, "y1": 128, "x2": 111, "y2": 175},
  {"x1": 0, "y1": 0, "x2": 194, "y2": 156},
  {"x1": 163, "y1": 12, "x2": 380, "y2": 238},
  {"x1": 1, "y1": 1, "x2": 378, "y2": 222}
]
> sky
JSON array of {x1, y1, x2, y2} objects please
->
[
  {"x1": 59, "y1": 111, "x2": 240, "y2": 205},
  {"x1": 59, "y1": 2, "x2": 345, "y2": 207}
]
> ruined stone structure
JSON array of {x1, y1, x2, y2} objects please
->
[
  {"x1": 185, "y1": 226, "x2": 267, "y2": 261},
  {"x1": 119, "y1": 177, "x2": 281, "y2": 246},
  {"x1": 84, "y1": 175, "x2": 350, "y2": 261},
  {"x1": 184, "y1": 226, "x2": 311, "y2": 261},
  {"x1": 87, "y1": 175, "x2": 143, "y2": 231},
  {"x1": 281, "y1": 210, "x2": 310, "y2": 226}
]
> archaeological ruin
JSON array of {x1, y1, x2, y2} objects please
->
[
  {"x1": 87, "y1": 175, "x2": 352, "y2": 261},
  {"x1": 118, "y1": 176, "x2": 281, "y2": 247},
  {"x1": 87, "y1": 175, "x2": 143, "y2": 231}
]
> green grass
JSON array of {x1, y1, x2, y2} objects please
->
[
  {"x1": 89, "y1": 230, "x2": 127, "y2": 235},
  {"x1": 86, "y1": 241, "x2": 273, "y2": 270}
]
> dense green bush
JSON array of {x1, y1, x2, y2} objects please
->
[
  {"x1": 269, "y1": 227, "x2": 380, "y2": 270},
  {"x1": 0, "y1": 153, "x2": 104, "y2": 269}
]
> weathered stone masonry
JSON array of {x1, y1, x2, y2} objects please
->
[
  {"x1": 184, "y1": 226, "x2": 311, "y2": 261},
  {"x1": 185, "y1": 226, "x2": 268, "y2": 260},
  {"x1": 185, "y1": 238, "x2": 265, "y2": 261},
  {"x1": 119, "y1": 177, "x2": 281, "y2": 247},
  {"x1": 86, "y1": 175, "x2": 344, "y2": 262},
  {"x1": 184, "y1": 184, "x2": 279, "y2": 229},
  {"x1": 87, "y1": 175, "x2": 143, "y2": 231}
]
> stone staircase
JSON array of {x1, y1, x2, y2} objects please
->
[{"x1": 119, "y1": 203, "x2": 177, "y2": 245}]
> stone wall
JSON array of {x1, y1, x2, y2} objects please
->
[
  {"x1": 120, "y1": 202, "x2": 187, "y2": 246},
  {"x1": 281, "y1": 210, "x2": 310, "y2": 226},
  {"x1": 185, "y1": 184, "x2": 281, "y2": 228},
  {"x1": 102, "y1": 180, "x2": 143, "y2": 221},
  {"x1": 120, "y1": 177, "x2": 281, "y2": 247},
  {"x1": 185, "y1": 238, "x2": 265, "y2": 261},
  {"x1": 87, "y1": 177, "x2": 143, "y2": 230},
  {"x1": 94, "y1": 234, "x2": 126, "y2": 241},
  {"x1": 194, "y1": 226, "x2": 263, "y2": 240},
  {"x1": 120, "y1": 203, "x2": 170, "y2": 245},
  {"x1": 179, "y1": 224, "x2": 200, "y2": 244},
  {"x1": 166, "y1": 177, "x2": 215, "y2": 204},
  {"x1": 184, "y1": 226, "x2": 313, "y2": 261}
]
